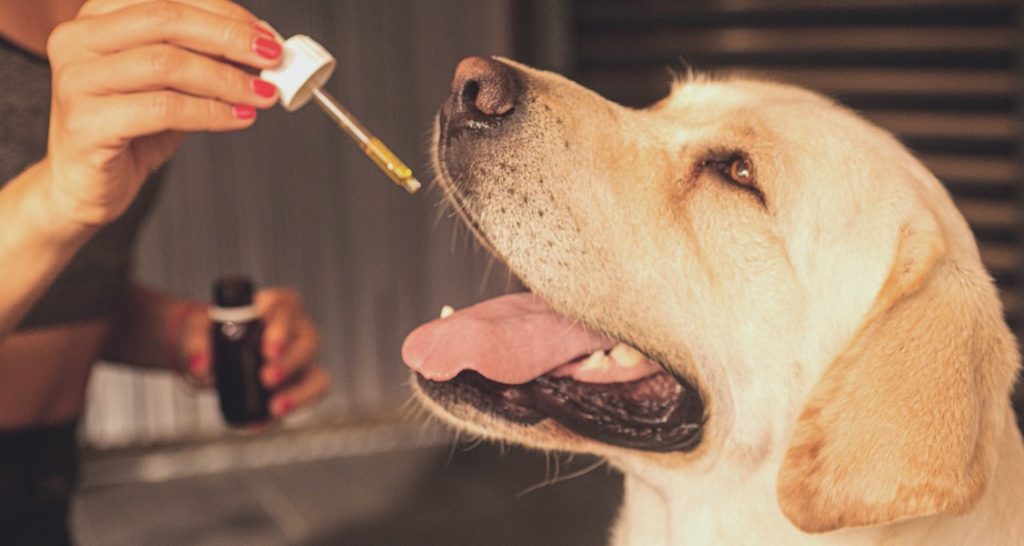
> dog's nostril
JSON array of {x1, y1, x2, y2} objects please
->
[
  {"x1": 447, "y1": 56, "x2": 519, "y2": 125},
  {"x1": 459, "y1": 80, "x2": 481, "y2": 112}
]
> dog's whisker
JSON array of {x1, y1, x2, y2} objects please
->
[
  {"x1": 543, "y1": 450, "x2": 552, "y2": 483},
  {"x1": 445, "y1": 429, "x2": 462, "y2": 468},
  {"x1": 432, "y1": 199, "x2": 450, "y2": 230},
  {"x1": 448, "y1": 215, "x2": 461, "y2": 254},
  {"x1": 503, "y1": 267, "x2": 517, "y2": 293},
  {"x1": 460, "y1": 436, "x2": 485, "y2": 452},
  {"x1": 517, "y1": 458, "x2": 608, "y2": 498},
  {"x1": 478, "y1": 254, "x2": 497, "y2": 295}
]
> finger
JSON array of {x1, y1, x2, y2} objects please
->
[
  {"x1": 80, "y1": 0, "x2": 258, "y2": 22},
  {"x1": 262, "y1": 318, "x2": 319, "y2": 388},
  {"x1": 177, "y1": 305, "x2": 213, "y2": 386},
  {"x1": 269, "y1": 366, "x2": 331, "y2": 417},
  {"x1": 255, "y1": 289, "x2": 302, "y2": 359},
  {"x1": 63, "y1": 44, "x2": 278, "y2": 107},
  {"x1": 50, "y1": 2, "x2": 281, "y2": 69},
  {"x1": 75, "y1": 92, "x2": 258, "y2": 142}
]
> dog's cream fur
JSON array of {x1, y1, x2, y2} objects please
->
[{"x1": 421, "y1": 59, "x2": 1024, "y2": 545}]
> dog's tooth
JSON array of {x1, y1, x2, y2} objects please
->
[
  {"x1": 580, "y1": 350, "x2": 610, "y2": 370},
  {"x1": 439, "y1": 305, "x2": 455, "y2": 319},
  {"x1": 609, "y1": 343, "x2": 645, "y2": 367}
]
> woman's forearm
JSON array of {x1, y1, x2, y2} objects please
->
[
  {"x1": 102, "y1": 282, "x2": 205, "y2": 370},
  {"x1": 0, "y1": 160, "x2": 97, "y2": 337}
]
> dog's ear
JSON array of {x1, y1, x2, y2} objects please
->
[{"x1": 777, "y1": 212, "x2": 1018, "y2": 533}]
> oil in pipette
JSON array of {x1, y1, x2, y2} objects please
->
[{"x1": 311, "y1": 89, "x2": 421, "y2": 193}]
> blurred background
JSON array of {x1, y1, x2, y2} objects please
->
[{"x1": 73, "y1": 0, "x2": 1023, "y2": 544}]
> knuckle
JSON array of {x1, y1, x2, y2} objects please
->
[
  {"x1": 146, "y1": 1, "x2": 185, "y2": 28},
  {"x1": 220, "y1": 20, "x2": 249, "y2": 49},
  {"x1": 62, "y1": 104, "x2": 91, "y2": 138},
  {"x1": 203, "y1": 99, "x2": 223, "y2": 126},
  {"x1": 46, "y1": 22, "x2": 74, "y2": 61},
  {"x1": 52, "y1": 66, "x2": 81, "y2": 105},
  {"x1": 150, "y1": 92, "x2": 181, "y2": 121},
  {"x1": 215, "y1": 65, "x2": 245, "y2": 96},
  {"x1": 77, "y1": 1, "x2": 100, "y2": 17},
  {"x1": 147, "y1": 45, "x2": 183, "y2": 75},
  {"x1": 211, "y1": 0, "x2": 256, "y2": 21}
]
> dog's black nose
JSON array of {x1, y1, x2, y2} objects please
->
[{"x1": 444, "y1": 56, "x2": 519, "y2": 130}]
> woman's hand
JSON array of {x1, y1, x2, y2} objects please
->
[
  {"x1": 43, "y1": 0, "x2": 282, "y2": 226},
  {"x1": 173, "y1": 288, "x2": 331, "y2": 419}
]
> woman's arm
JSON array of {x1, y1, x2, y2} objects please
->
[
  {"x1": 0, "y1": 0, "x2": 282, "y2": 338},
  {"x1": 101, "y1": 282, "x2": 204, "y2": 371},
  {"x1": 0, "y1": 160, "x2": 97, "y2": 336}
]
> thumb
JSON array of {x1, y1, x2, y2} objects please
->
[{"x1": 179, "y1": 305, "x2": 213, "y2": 387}]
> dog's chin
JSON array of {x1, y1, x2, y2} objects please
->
[{"x1": 407, "y1": 149, "x2": 707, "y2": 456}]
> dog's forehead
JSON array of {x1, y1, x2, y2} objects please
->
[
  {"x1": 655, "y1": 77, "x2": 840, "y2": 137},
  {"x1": 663, "y1": 77, "x2": 833, "y2": 108}
]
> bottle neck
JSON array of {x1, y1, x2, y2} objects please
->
[{"x1": 209, "y1": 304, "x2": 260, "y2": 323}]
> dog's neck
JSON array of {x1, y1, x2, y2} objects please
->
[
  {"x1": 609, "y1": 456, "x2": 863, "y2": 546},
  {"x1": 609, "y1": 409, "x2": 1024, "y2": 546}
]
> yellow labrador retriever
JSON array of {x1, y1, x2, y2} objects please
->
[{"x1": 402, "y1": 56, "x2": 1024, "y2": 545}]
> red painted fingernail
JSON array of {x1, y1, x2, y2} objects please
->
[
  {"x1": 275, "y1": 398, "x2": 294, "y2": 416},
  {"x1": 252, "y1": 78, "x2": 277, "y2": 98},
  {"x1": 253, "y1": 36, "x2": 282, "y2": 60},
  {"x1": 188, "y1": 353, "x2": 207, "y2": 375},
  {"x1": 233, "y1": 104, "x2": 256, "y2": 119}
]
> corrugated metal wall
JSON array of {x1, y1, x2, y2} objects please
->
[{"x1": 83, "y1": 0, "x2": 515, "y2": 448}]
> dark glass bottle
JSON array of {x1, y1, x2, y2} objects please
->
[{"x1": 211, "y1": 276, "x2": 270, "y2": 426}]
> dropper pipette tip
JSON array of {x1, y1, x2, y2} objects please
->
[{"x1": 404, "y1": 178, "x2": 422, "y2": 193}]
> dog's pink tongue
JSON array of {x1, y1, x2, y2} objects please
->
[{"x1": 402, "y1": 292, "x2": 617, "y2": 384}]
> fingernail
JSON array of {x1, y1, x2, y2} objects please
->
[
  {"x1": 188, "y1": 353, "x2": 207, "y2": 375},
  {"x1": 252, "y1": 78, "x2": 277, "y2": 98},
  {"x1": 253, "y1": 36, "x2": 282, "y2": 60},
  {"x1": 233, "y1": 104, "x2": 257, "y2": 119},
  {"x1": 262, "y1": 366, "x2": 281, "y2": 387},
  {"x1": 274, "y1": 398, "x2": 294, "y2": 416}
]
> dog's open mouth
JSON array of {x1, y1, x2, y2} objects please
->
[{"x1": 403, "y1": 293, "x2": 705, "y2": 452}]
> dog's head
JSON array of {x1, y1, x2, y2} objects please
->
[{"x1": 403, "y1": 57, "x2": 1020, "y2": 533}]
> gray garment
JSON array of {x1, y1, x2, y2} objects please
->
[{"x1": 0, "y1": 34, "x2": 164, "y2": 330}]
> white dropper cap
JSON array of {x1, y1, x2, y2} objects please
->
[{"x1": 259, "y1": 34, "x2": 336, "y2": 112}]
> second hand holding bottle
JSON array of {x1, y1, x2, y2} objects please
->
[{"x1": 259, "y1": 28, "x2": 421, "y2": 194}]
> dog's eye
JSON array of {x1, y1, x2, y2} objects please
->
[
  {"x1": 702, "y1": 154, "x2": 765, "y2": 207},
  {"x1": 728, "y1": 157, "x2": 754, "y2": 186}
]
